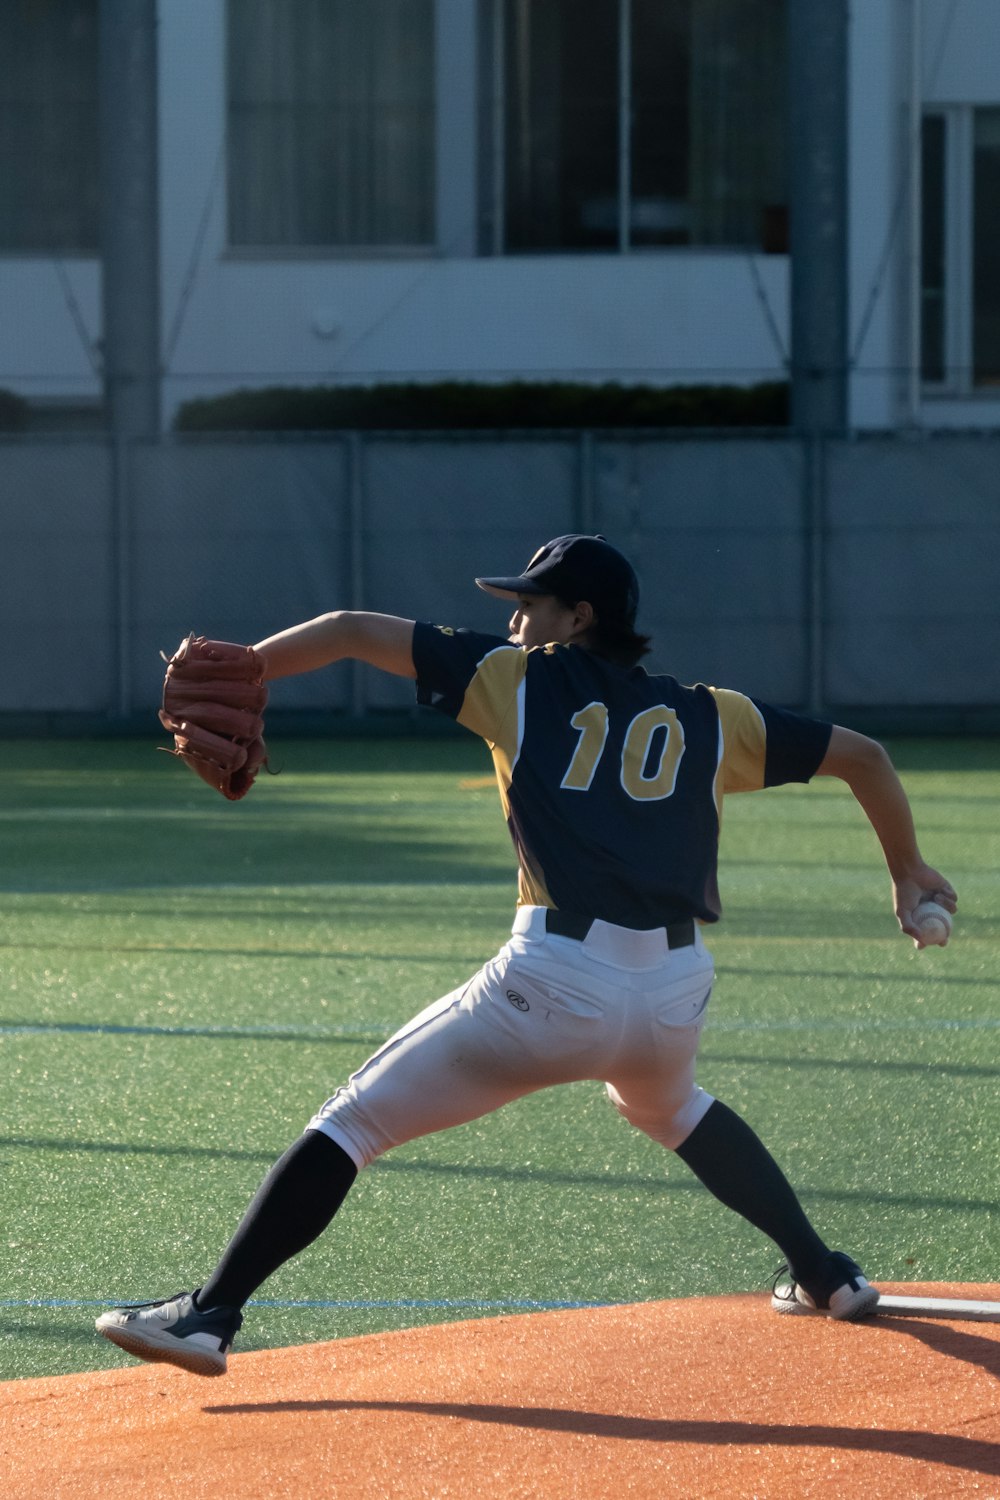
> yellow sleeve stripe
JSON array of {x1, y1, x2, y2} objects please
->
[
  {"x1": 456, "y1": 645, "x2": 527, "y2": 758},
  {"x1": 711, "y1": 687, "x2": 768, "y2": 797},
  {"x1": 487, "y1": 676, "x2": 526, "y2": 826},
  {"x1": 455, "y1": 647, "x2": 550, "y2": 908}
]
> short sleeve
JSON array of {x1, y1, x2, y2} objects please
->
[
  {"x1": 754, "y1": 699, "x2": 833, "y2": 786},
  {"x1": 412, "y1": 622, "x2": 527, "y2": 749},
  {"x1": 412, "y1": 623, "x2": 503, "y2": 716},
  {"x1": 712, "y1": 687, "x2": 832, "y2": 792}
]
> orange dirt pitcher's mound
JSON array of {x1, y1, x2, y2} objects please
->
[{"x1": 3, "y1": 1284, "x2": 999, "y2": 1499}]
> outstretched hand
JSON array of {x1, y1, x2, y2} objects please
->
[{"x1": 893, "y1": 866, "x2": 958, "y2": 947}]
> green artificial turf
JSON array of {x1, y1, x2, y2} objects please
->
[{"x1": 0, "y1": 736, "x2": 996, "y2": 1380}]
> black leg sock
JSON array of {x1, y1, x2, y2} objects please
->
[
  {"x1": 675, "y1": 1100, "x2": 829, "y2": 1277},
  {"x1": 197, "y1": 1130, "x2": 358, "y2": 1311}
]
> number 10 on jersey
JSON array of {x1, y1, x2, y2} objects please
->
[{"x1": 560, "y1": 702, "x2": 686, "y2": 802}]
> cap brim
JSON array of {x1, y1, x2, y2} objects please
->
[{"x1": 475, "y1": 575, "x2": 549, "y2": 600}]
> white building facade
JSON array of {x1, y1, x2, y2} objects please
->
[{"x1": 1, "y1": 0, "x2": 998, "y2": 433}]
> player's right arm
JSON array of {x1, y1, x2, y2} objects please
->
[
  {"x1": 253, "y1": 612, "x2": 417, "y2": 681},
  {"x1": 815, "y1": 725, "x2": 957, "y2": 942}
]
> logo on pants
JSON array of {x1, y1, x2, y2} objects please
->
[{"x1": 506, "y1": 989, "x2": 530, "y2": 1012}]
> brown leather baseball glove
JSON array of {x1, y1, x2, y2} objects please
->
[{"x1": 158, "y1": 634, "x2": 269, "y2": 801}]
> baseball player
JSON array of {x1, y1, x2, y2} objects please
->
[{"x1": 96, "y1": 534, "x2": 956, "y2": 1376}]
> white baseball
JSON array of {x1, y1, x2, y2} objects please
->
[{"x1": 914, "y1": 900, "x2": 952, "y2": 947}]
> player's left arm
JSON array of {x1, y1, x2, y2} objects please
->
[
  {"x1": 253, "y1": 611, "x2": 417, "y2": 681},
  {"x1": 815, "y1": 725, "x2": 957, "y2": 941}
]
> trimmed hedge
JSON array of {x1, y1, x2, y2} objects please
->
[
  {"x1": 174, "y1": 380, "x2": 789, "y2": 433},
  {"x1": 0, "y1": 390, "x2": 30, "y2": 432}
]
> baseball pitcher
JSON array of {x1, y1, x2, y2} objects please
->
[{"x1": 96, "y1": 535, "x2": 956, "y2": 1375}]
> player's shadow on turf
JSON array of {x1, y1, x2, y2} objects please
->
[
  {"x1": 872, "y1": 1316, "x2": 1000, "y2": 1381},
  {"x1": 204, "y1": 1401, "x2": 1000, "y2": 1477},
  {"x1": 3, "y1": 1135, "x2": 996, "y2": 1217}
]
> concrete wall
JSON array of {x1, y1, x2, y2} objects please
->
[{"x1": 2, "y1": 433, "x2": 997, "y2": 727}]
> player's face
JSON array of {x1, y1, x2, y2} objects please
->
[{"x1": 508, "y1": 594, "x2": 583, "y2": 650}]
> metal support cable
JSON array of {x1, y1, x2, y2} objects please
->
[
  {"x1": 745, "y1": 254, "x2": 790, "y2": 367},
  {"x1": 51, "y1": 260, "x2": 103, "y2": 378},
  {"x1": 163, "y1": 138, "x2": 227, "y2": 374}
]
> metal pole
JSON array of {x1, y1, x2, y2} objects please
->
[
  {"x1": 99, "y1": 0, "x2": 161, "y2": 439},
  {"x1": 788, "y1": 0, "x2": 849, "y2": 435},
  {"x1": 348, "y1": 433, "x2": 367, "y2": 718},
  {"x1": 492, "y1": 0, "x2": 506, "y2": 255},
  {"x1": 907, "y1": 0, "x2": 923, "y2": 423},
  {"x1": 577, "y1": 431, "x2": 597, "y2": 533},
  {"x1": 618, "y1": 0, "x2": 632, "y2": 253},
  {"x1": 106, "y1": 433, "x2": 131, "y2": 718},
  {"x1": 788, "y1": 0, "x2": 848, "y2": 713},
  {"x1": 805, "y1": 433, "x2": 827, "y2": 716},
  {"x1": 99, "y1": 0, "x2": 161, "y2": 719}
]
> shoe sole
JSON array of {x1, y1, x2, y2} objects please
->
[
  {"x1": 95, "y1": 1320, "x2": 227, "y2": 1377},
  {"x1": 771, "y1": 1285, "x2": 881, "y2": 1321}
]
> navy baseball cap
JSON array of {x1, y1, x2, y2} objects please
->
[{"x1": 476, "y1": 534, "x2": 639, "y2": 625}]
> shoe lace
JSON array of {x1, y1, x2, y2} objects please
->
[
  {"x1": 115, "y1": 1291, "x2": 191, "y2": 1311},
  {"x1": 769, "y1": 1262, "x2": 795, "y2": 1295}
]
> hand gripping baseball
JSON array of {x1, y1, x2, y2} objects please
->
[{"x1": 159, "y1": 634, "x2": 270, "y2": 801}]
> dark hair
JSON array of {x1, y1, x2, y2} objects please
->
[{"x1": 556, "y1": 595, "x2": 652, "y2": 668}]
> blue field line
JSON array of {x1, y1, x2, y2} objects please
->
[
  {"x1": 710, "y1": 1017, "x2": 1000, "y2": 1032},
  {"x1": 1, "y1": 1016, "x2": 998, "y2": 1041},
  {"x1": 1, "y1": 1297, "x2": 614, "y2": 1312},
  {"x1": 0, "y1": 1020, "x2": 392, "y2": 1041}
]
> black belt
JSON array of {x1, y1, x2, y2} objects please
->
[{"x1": 544, "y1": 910, "x2": 696, "y2": 948}]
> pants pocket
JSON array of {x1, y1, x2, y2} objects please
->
[{"x1": 653, "y1": 977, "x2": 713, "y2": 1028}]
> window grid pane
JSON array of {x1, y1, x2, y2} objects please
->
[
  {"x1": 920, "y1": 113, "x2": 946, "y2": 384},
  {"x1": 502, "y1": 0, "x2": 787, "y2": 255},
  {"x1": 0, "y1": 2, "x2": 99, "y2": 252},
  {"x1": 503, "y1": 0, "x2": 620, "y2": 251},
  {"x1": 630, "y1": 0, "x2": 690, "y2": 246},
  {"x1": 972, "y1": 108, "x2": 1000, "y2": 387},
  {"x1": 227, "y1": 0, "x2": 436, "y2": 249}
]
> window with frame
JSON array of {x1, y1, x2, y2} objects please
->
[
  {"x1": 972, "y1": 109, "x2": 1000, "y2": 387},
  {"x1": 227, "y1": 0, "x2": 436, "y2": 250},
  {"x1": 493, "y1": 0, "x2": 787, "y2": 254},
  {"x1": 0, "y1": 0, "x2": 99, "y2": 253},
  {"x1": 922, "y1": 106, "x2": 1000, "y2": 392}
]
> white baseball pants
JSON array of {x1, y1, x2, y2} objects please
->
[{"x1": 308, "y1": 906, "x2": 716, "y2": 1170}]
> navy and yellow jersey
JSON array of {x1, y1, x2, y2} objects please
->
[{"x1": 412, "y1": 622, "x2": 832, "y2": 928}]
